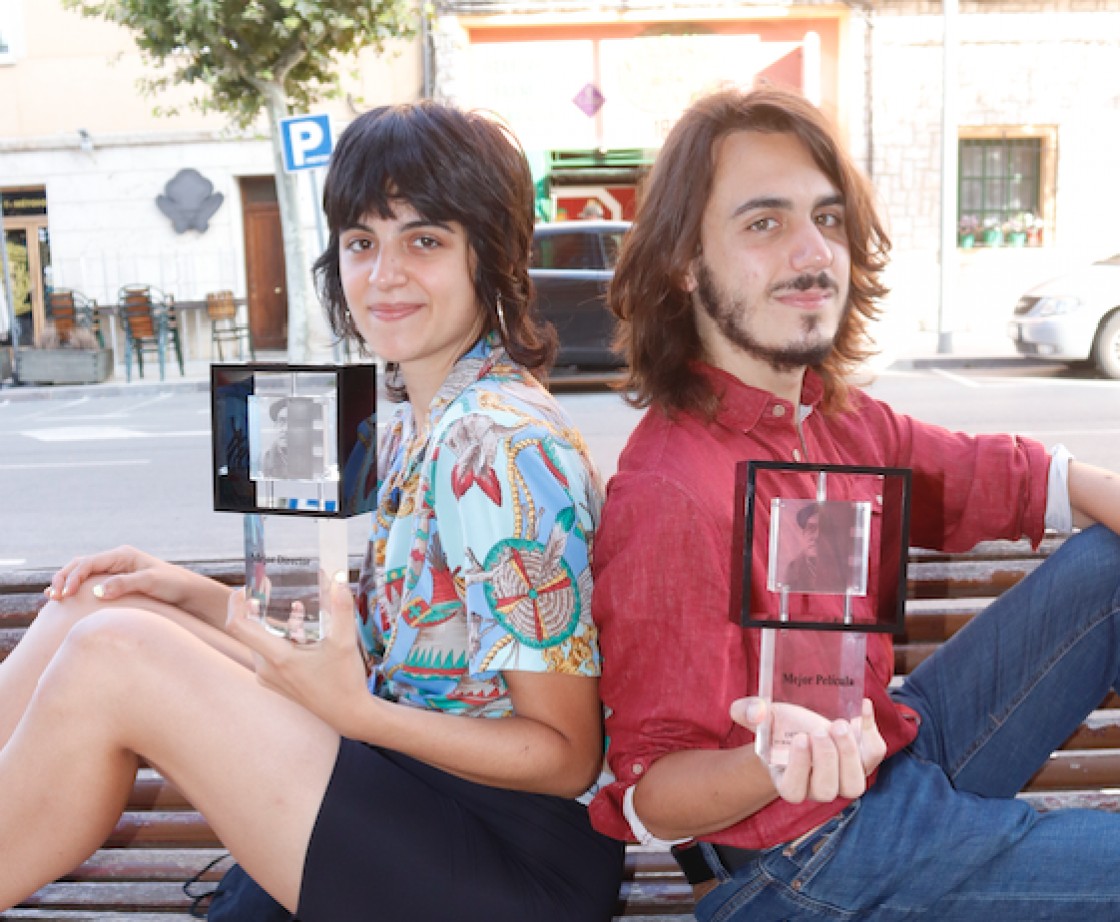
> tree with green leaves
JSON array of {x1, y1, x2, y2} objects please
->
[{"x1": 62, "y1": 0, "x2": 417, "y2": 361}]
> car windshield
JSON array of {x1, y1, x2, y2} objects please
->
[{"x1": 1095, "y1": 254, "x2": 1120, "y2": 266}]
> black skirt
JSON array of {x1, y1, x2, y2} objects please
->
[{"x1": 297, "y1": 738, "x2": 625, "y2": 922}]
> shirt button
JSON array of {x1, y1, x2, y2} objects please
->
[
  {"x1": 772, "y1": 404, "x2": 786, "y2": 418},
  {"x1": 792, "y1": 449, "x2": 802, "y2": 461},
  {"x1": 632, "y1": 762, "x2": 645, "y2": 776}
]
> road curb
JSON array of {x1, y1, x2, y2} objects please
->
[
  {"x1": 885, "y1": 355, "x2": 1028, "y2": 372},
  {"x1": 0, "y1": 377, "x2": 210, "y2": 403}
]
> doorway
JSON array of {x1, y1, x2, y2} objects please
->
[
  {"x1": 240, "y1": 177, "x2": 288, "y2": 351},
  {"x1": 2, "y1": 188, "x2": 51, "y2": 347}
]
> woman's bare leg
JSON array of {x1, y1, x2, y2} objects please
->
[
  {"x1": 0, "y1": 606, "x2": 338, "y2": 913},
  {"x1": 0, "y1": 581, "x2": 251, "y2": 748}
]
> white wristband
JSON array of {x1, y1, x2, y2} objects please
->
[
  {"x1": 1045, "y1": 444, "x2": 1074, "y2": 534},
  {"x1": 622, "y1": 784, "x2": 691, "y2": 848}
]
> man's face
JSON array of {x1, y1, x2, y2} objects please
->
[{"x1": 685, "y1": 130, "x2": 851, "y2": 375}]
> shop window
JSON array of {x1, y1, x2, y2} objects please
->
[{"x1": 957, "y1": 130, "x2": 1055, "y2": 248}]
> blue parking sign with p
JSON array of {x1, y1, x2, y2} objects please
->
[{"x1": 280, "y1": 114, "x2": 333, "y2": 172}]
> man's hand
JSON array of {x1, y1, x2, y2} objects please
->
[{"x1": 731, "y1": 697, "x2": 886, "y2": 804}]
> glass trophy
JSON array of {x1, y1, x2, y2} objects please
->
[
  {"x1": 731, "y1": 462, "x2": 911, "y2": 769},
  {"x1": 211, "y1": 363, "x2": 377, "y2": 645}
]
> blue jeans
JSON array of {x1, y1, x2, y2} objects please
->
[{"x1": 696, "y1": 525, "x2": 1120, "y2": 921}]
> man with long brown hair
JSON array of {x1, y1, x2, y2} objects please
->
[{"x1": 589, "y1": 85, "x2": 1120, "y2": 920}]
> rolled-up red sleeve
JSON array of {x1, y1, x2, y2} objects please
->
[{"x1": 858, "y1": 395, "x2": 1050, "y2": 552}]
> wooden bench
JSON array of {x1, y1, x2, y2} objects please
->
[{"x1": 3, "y1": 534, "x2": 1118, "y2": 921}]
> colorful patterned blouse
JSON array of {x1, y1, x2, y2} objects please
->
[{"x1": 356, "y1": 334, "x2": 605, "y2": 718}]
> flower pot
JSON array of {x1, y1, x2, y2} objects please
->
[
  {"x1": 1007, "y1": 231, "x2": 1028, "y2": 247},
  {"x1": 958, "y1": 233, "x2": 975, "y2": 249},
  {"x1": 981, "y1": 228, "x2": 1003, "y2": 247},
  {"x1": 15, "y1": 347, "x2": 115, "y2": 385}
]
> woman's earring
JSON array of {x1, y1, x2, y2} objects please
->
[{"x1": 495, "y1": 292, "x2": 510, "y2": 340}]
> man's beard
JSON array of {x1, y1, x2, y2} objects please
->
[{"x1": 695, "y1": 259, "x2": 840, "y2": 373}]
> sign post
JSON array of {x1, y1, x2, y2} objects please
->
[{"x1": 279, "y1": 113, "x2": 335, "y2": 358}]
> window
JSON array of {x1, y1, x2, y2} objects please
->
[{"x1": 958, "y1": 129, "x2": 1055, "y2": 248}]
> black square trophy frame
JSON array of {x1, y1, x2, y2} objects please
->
[
  {"x1": 210, "y1": 362, "x2": 378, "y2": 518},
  {"x1": 731, "y1": 461, "x2": 912, "y2": 634}
]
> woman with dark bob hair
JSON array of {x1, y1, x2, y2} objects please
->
[{"x1": 0, "y1": 101, "x2": 624, "y2": 921}]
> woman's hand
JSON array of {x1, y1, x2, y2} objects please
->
[
  {"x1": 226, "y1": 572, "x2": 370, "y2": 735},
  {"x1": 47, "y1": 545, "x2": 198, "y2": 608},
  {"x1": 731, "y1": 697, "x2": 887, "y2": 804}
]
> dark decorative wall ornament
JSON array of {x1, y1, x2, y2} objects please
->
[{"x1": 157, "y1": 168, "x2": 225, "y2": 234}]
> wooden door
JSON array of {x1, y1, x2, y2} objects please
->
[{"x1": 240, "y1": 177, "x2": 288, "y2": 351}]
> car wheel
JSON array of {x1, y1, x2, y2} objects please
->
[{"x1": 1092, "y1": 310, "x2": 1120, "y2": 380}]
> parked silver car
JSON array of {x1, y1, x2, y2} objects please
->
[
  {"x1": 1007, "y1": 253, "x2": 1120, "y2": 379},
  {"x1": 530, "y1": 220, "x2": 630, "y2": 369}
]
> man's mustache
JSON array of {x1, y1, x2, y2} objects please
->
[{"x1": 770, "y1": 272, "x2": 839, "y2": 295}]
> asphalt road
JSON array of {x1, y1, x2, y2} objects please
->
[{"x1": 0, "y1": 359, "x2": 1116, "y2": 572}]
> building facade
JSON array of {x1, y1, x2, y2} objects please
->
[
  {"x1": 0, "y1": 0, "x2": 419, "y2": 359},
  {"x1": 3, "y1": 0, "x2": 1118, "y2": 366}
]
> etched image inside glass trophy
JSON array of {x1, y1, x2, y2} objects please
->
[{"x1": 733, "y1": 462, "x2": 912, "y2": 772}]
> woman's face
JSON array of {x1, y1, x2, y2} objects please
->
[{"x1": 338, "y1": 200, "x2": 484, "y2": 402}]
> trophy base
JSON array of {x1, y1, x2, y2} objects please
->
[
  {"x1": 244, "y1": 514, "x2": 348, "y2": 645},
  {"x1": 756, "y1": 628, "x2": 866, "y2": 768}
]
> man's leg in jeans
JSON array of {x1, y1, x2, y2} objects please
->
[
  {"x1": 895, "y1": 525, "x2": 1120, "y2": 796},
  {"x1": 888, "y1": 525, "x2": 1120, "y2": 919}
]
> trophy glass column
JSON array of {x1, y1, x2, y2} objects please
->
[
  {"x1": 733, "y1": 462, "x2": 912, "y2": 770},
  {"x1": 211, "y1": 363, "x2": 377, "y2": 645}
]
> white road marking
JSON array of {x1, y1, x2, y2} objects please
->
[
  {"x1": 0, "y1": 459, "x2": 150, "y2": 470},
  {"x1": 931, "y1": 368, "x2": 982, "y2": 388},
  {"x1": 21, "y1": 427, "x2": 209, "y2": 442}
]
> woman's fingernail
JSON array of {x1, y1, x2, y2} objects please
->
[
  {"x1": 92, "y1": 584, "x2": 105, "y2": 599},
  {"x1": 333, "y1": 569, "x2": 348, "y2": 585}
]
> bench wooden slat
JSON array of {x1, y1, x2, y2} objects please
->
[
  {"x1": 65, "y1": 849, "x2": 226, "y2": 882},
  {"x1": 17, "y1": 882, "x2": 195, "y2": 911},
  {"x1": 1, "y1": 913, "x2": 200, "y2": 921}
]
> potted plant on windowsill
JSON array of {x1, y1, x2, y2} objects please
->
[
  {"x1": 1005, "y1": 213, "x2": 1030, "y2": 247},
  {"x1": 15, "y1": 324, "x2": 115, "y2": 385},
  {"x1": 1025, "y1": 213, "x2": 1044, "y2": 247},
  {"x1": 980, "y1": 216, "x2": 1003, "y2": 247},
  {"x1": 958, "y1": 214, "x2": 979, "y2": 248}
]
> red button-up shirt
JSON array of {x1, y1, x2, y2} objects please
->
[{"x1": 588, "y1": 364, "x2": 1050, "y2": 848}]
